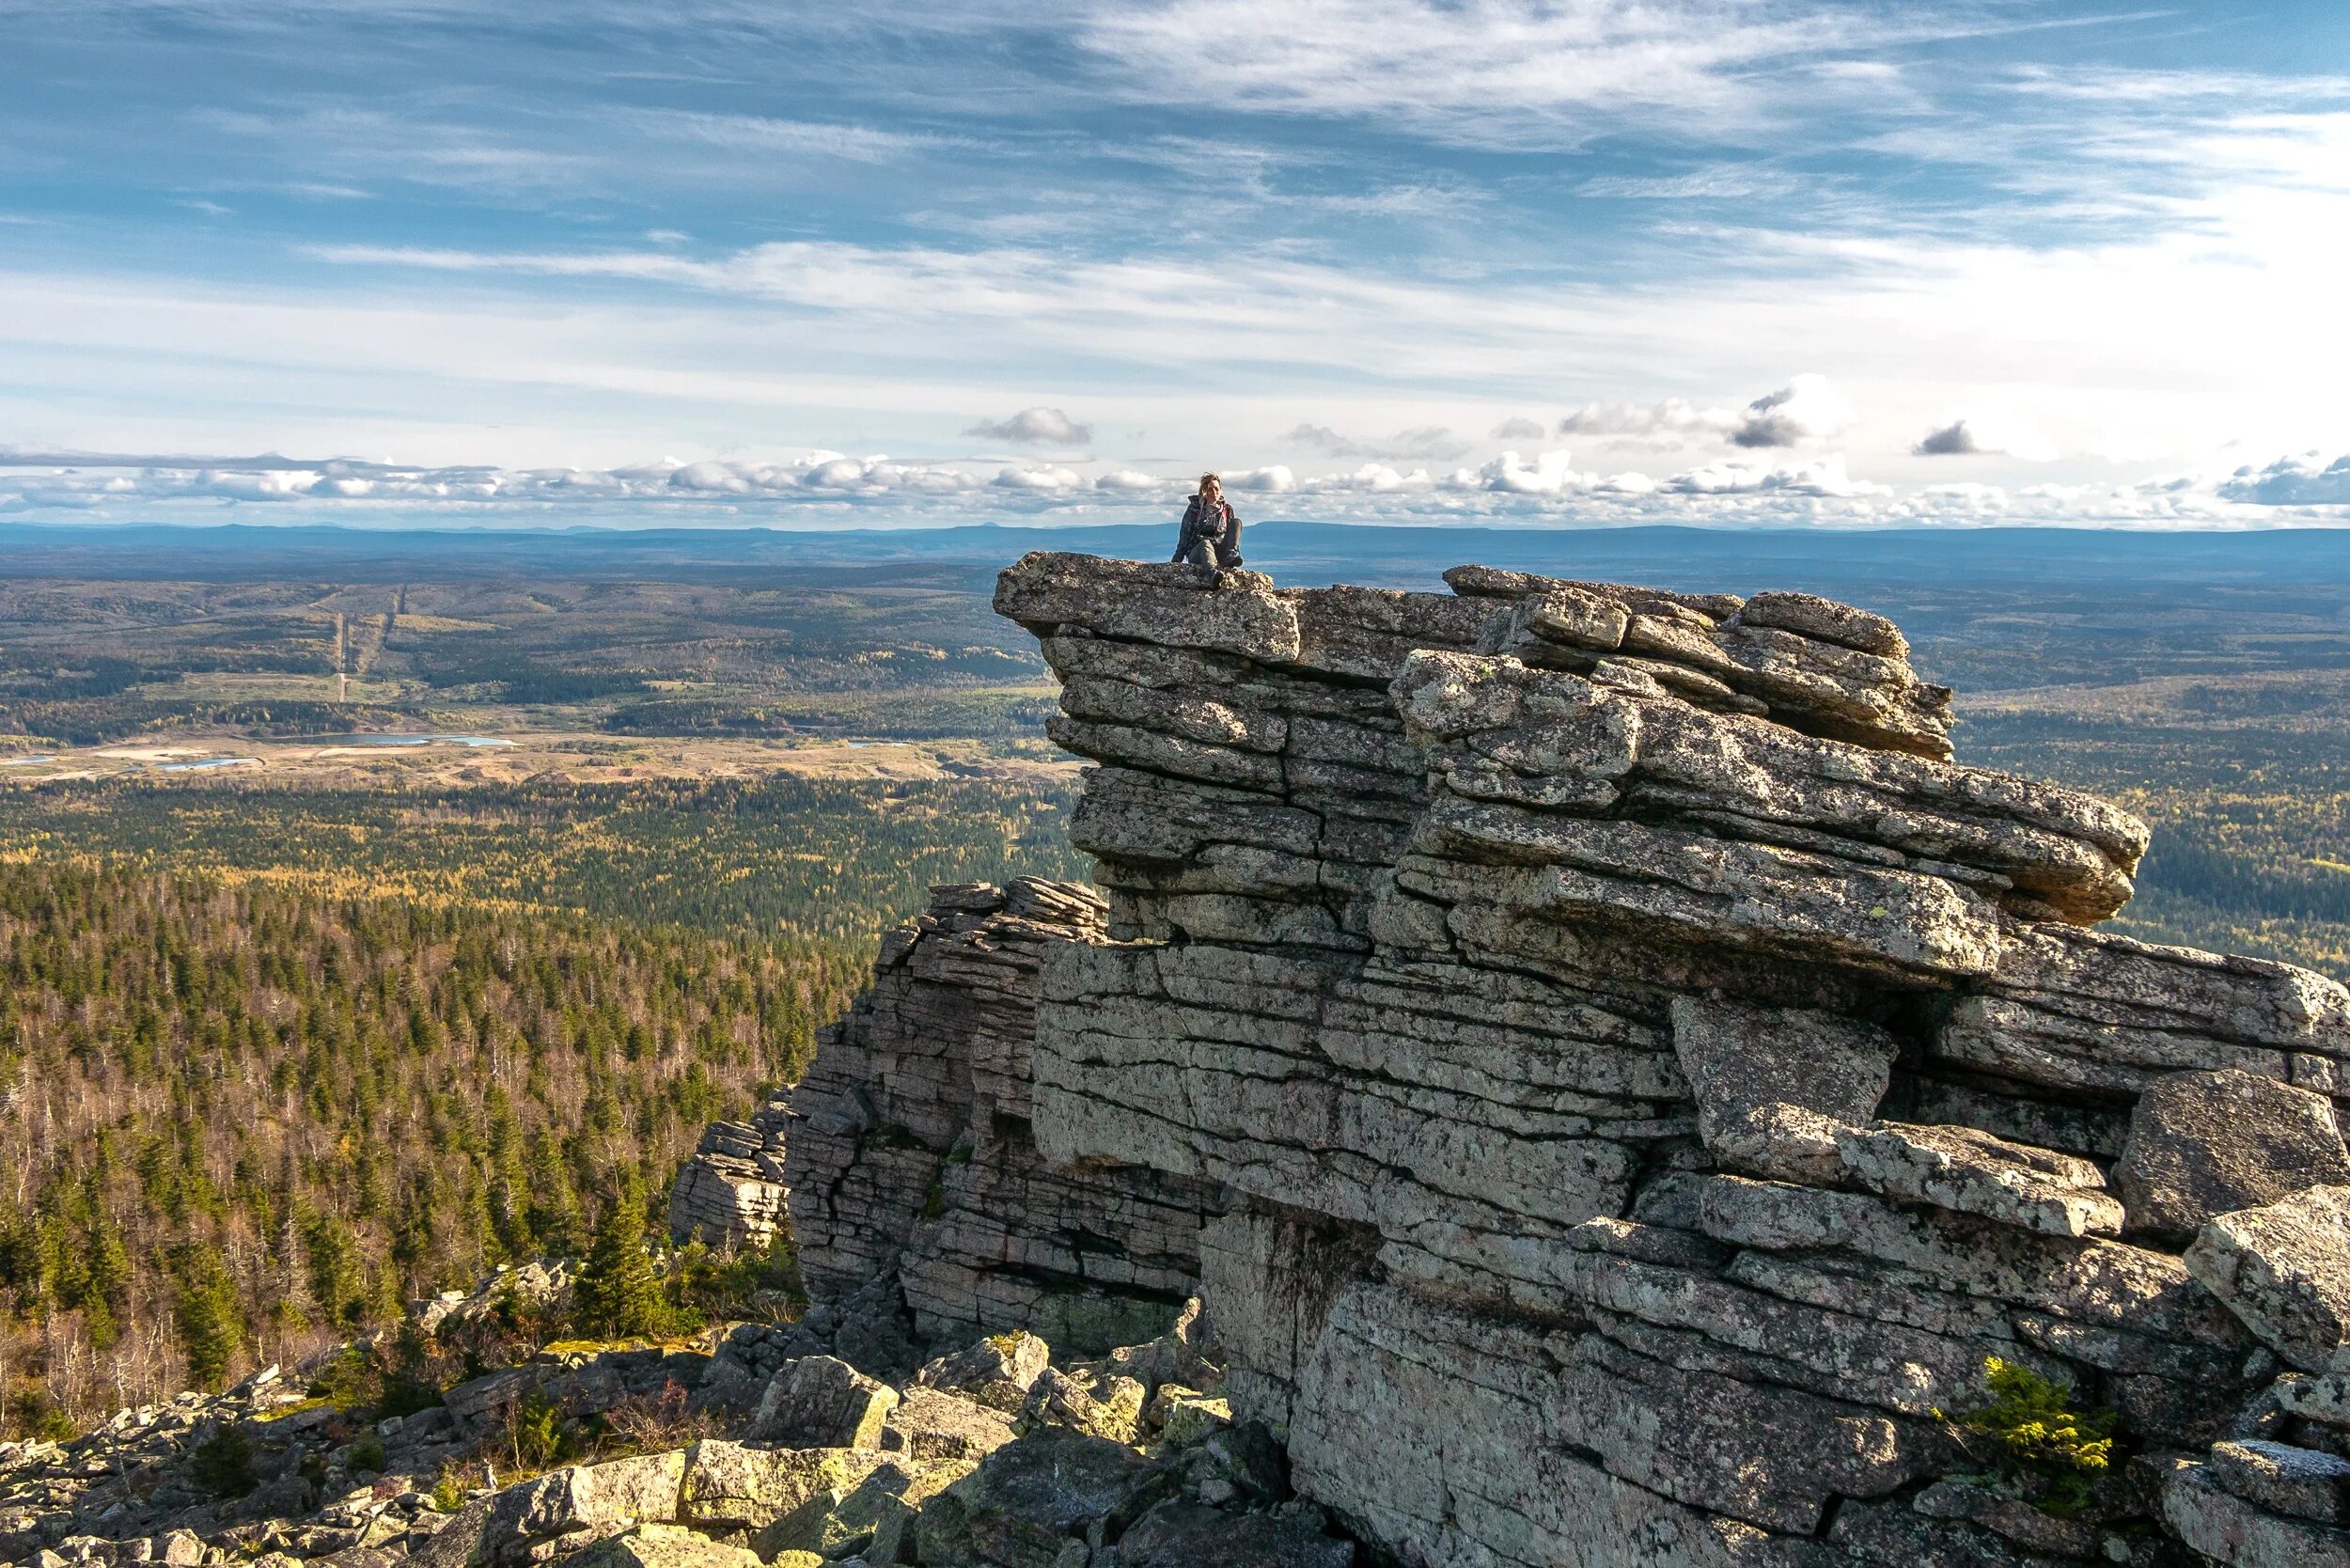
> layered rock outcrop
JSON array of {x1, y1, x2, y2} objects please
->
[
  {"x1": 942, "y1": 553, "x2": 2350, "y2": 1568},
  {"x1": 774, "y1": 878, "x2": 1221, "y2": 1357}
]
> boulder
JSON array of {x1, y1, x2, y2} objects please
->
[
  {"x1": 750, "y1": 1356, "x2": 898, "y2": 1449},
  {"x1": 1669, "y1": 997, "x2": 1897, "y2": 1184},
  {"x1": 2116, "y1": 1070, "x2": 2350, "y2": 1235},
  {"x1": 1837, "y1": 1121, "x2": 2125, "y2": 1237},
  {"x1": 2207, "y1": 1440, "x2": 2350, "y2": 1528},
  {"x1": 885, "y1": 1387, "x2": 1018, "y2": 1463},
  {"x1": 565, "y1": 1526, "x2": 762, "y2": 1568},
  {"x1": 2165, "y1": 1458, "x2": 2350, "y2": 1568},
  {"x1": 2188, "y1": 1185, "x2": 2350, "y2": 1370},
  {"x1": 910, "y1": 1426, "x2": 1164, "y2": 1568},
  {"x1": 678, "y1": 1441, "x2": 893, "y2": 1532},
  {"x1": 1117, "y1": 1499, "x2": 1355, "y2": 1567},
  {"x1": 1015, "y1": 1368, "x2": 1146, "y2": 1446},
  {"x1": 916, "y1": 1333, "x2": 1052, "y2": 1414}
]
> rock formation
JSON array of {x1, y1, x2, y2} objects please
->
[
  {"x1": 858, "y1": 551, "x2": 2350, "y2": 1568},
  {"x1": 771, "y1": 879, "x2": 1221, "y2": 1357}
]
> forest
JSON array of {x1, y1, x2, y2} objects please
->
[{"x1": 0, "y1": 862, "x2": 883, "y2": 1431}]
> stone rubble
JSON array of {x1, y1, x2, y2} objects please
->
[{"x1": 0, "y1": 1283, "x2": 1344, "y2": 1568}]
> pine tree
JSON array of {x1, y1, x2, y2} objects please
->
[
  {"x1": 572, "y1": 1185, "x2": 665, "y2": 1340},
  {"x1": 171, "y1": 1246, "x2": 243, "y2": 1391}
]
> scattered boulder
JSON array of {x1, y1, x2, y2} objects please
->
[
  {"x1": 2117, "y1": 1070, "x2": 2350, "y2": 1235},
  {"x1": 911, "y1": 1426, "x2": 1166, "y2": 1568},
  {"x1": 566, "y1": 1525, "x2": 762, "y2": 1568},
  {"x1": 1117, "y1": 1498, "x2": 1355, "y2": 1567},
  {"x1": 749, "y1": 1356, "x2": 899, "y2": 1449},
  {"x1": 2165, "y1": 1458, "x2": 2350, "y2": 1568},
  {"x1": 1015, "y1": 1368, "x2": 1146, "y2": 1446},
  {"x1": 884, "y1": 1387, "x2": 1018, "y2": 1463},
  {"x1": 679, "y1": 1441, "x2": 893, "y2": 1533},
  {"x1": 915, "y1": 1332, "x2": 1052, "y2": 1414},
  {"x1": 2188, "y1": 1185, "x2": 2350, "y2": 1370}
]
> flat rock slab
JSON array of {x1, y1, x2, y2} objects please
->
[
  {"x1": 2116, "y1": 1069, "x2": 2350, "y2": 1235},
  {"x1": 1836, "y1": 1121, "x2": 2124, "y2": 1238},
  {"x1": 2188, "y1": 1184, "x2": 2350, "y2": 1371},
  {"x1": 566, "y1": 1527, "x2": 762, "y2": 1568},
  {"x1": 2166, "y1": 1459, "x2": 2350, "y2": 1568},
  {"x1": 1670, "y1": 996, "x2": 1896, "y2": 1185},
  {"x1": 2209, "y1": 1439, "x2": 2350, "y2": 1528}
]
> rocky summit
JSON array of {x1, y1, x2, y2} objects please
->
[
  {"x1": 776, "y1": 555, "x2": 2350, "y2": 1566},
  {"x1": 21, "y1": 554, "x2": 2350, "y2": 1568}
]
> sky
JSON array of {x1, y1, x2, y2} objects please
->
[{"x1": 2, "y1": 0, "x2": 2347, "y2": 529}]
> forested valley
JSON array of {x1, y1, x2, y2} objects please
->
[{"x1": 0, "y1": 864, "x2": 864, "y2": 1433}]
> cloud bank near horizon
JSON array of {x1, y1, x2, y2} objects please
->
[{"x1": 9, "y1": 442, "x2": 2347, "y2": 531}]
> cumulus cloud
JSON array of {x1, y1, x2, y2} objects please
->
[
  {"x1": 1442, "y1": 449, "x2": 1593, "y2": 496},
  {"x1": 1284, "y1": 422, "x2": 1469, "y2": 462},
  {"x1": 1662, "y1": 453, "x2": 1885, "y2": 497},
  {"x1": 1092, "y1": 469, "x2": 1175, "y2": 493},
  {"x1": 1557, "y1": 397, "x2": 1735, "y2": 447},
  {"x1": 1225, "y1": 465, "x2": 1297, "y2": 493},
  {"x1": 1489, "y1": 416, "x2": 1547, "y2": 441},
  {"x1": 1729, "y1": 374, "x2": 1854, "y2": 449},
  {"x1": 2217, "y1": 452, "x2": 2350, "y2": 505},
  {"x1": 991, "y1": 464, "x2": 1084, "y2": 491},
  {"x1": 964, "y1": 406, "x2": 1093, "y2": 445}
]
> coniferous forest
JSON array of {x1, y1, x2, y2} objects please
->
[{"x1": 0, "y1": 862, "x2": 865, "y2": 1432}]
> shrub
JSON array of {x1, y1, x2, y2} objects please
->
[
  {"x1": 348, "y1": 1433, "x2": 388, "y2": 1475},
  {"x1": 191, "y1": 1423, "x2": 258, "y2": 1497},
  {"x1": 1940, "y1": 1356, "x2": 2118, "y2": 1517},
  {"x1": 505, "y1": 1389, "x2": 574, "y2": 1473}
]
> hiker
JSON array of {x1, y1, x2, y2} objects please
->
[{"x1": 1171, "y1": 473, "x2": 1243, "y2": 569}]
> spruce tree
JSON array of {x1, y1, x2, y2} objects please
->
[
  {"x1": 573, "y1": 1185, "x2": 665, "y2": 1340},
  {"x1": 171, "y1": 1246, "x2": 243, "y2": 1390}
]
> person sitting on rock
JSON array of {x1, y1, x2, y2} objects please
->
[{"x1": 1171, "y1": 473, "x2": 1243, "y2": 569}]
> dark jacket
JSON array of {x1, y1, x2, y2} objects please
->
[{"x1": 1172, "y1": 494, "x2": 1240, "y2": 563}]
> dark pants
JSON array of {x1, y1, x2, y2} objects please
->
[{"x1": 1179, "y1": 516, "x2": 1243, "y2": 568}]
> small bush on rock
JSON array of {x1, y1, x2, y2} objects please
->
[{"x1": 1939, "y1": 1356, "x2": 2117, "y2": 1516}]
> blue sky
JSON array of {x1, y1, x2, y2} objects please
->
[{"x1": 2, "y1": 0, "x2": 2347, "y2": 527}]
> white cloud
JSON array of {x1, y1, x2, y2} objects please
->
[
  {"x1": 1285, "y1": 422, "x2": 1469, "y2": 462},
  {"x1": 1447, "y1": 448, "x2": 1592, "y2": 495},
  {"x1": 1729, "y1": 374, "x2": 1854, "y2": 448},
  {"x1": 1489, "y1": 416, "x2": 1546, "y2": 441},
  {"x1": 1225, "y1": 465, "x2": 1296, "y2": 493},
  {"x1": 1662, "y1": 452, "x2": 1883, "y2": 496},
  {"x1": 1558, "y1": 397, "x2": 1736, "y2": 447},
  {"x1": 2218, "y1": 453, "x2": 2350, "y2": 505},
  {"x1": 1092, "y1": 468, "x2": 1174, "y2": 493},
  {"x1": 966, "y1": 406, "x2": 1094, "y2": 445},
  {"x1": 991, "y1": 463, "x2": 1085, "y2": 491}
]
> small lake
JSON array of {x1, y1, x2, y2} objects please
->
[
  {"x1": 294, "y1": 733, "x2": 518, "y2": 749},
  {"x1": 157, "y1": 758, "x2": 259, "y2": 772},
  {"x1": 0, "y1": 755, "x2": 55, "y2": 766}
]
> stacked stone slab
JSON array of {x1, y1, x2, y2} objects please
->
[
  {"x1": 775, "y1": 877, "x2": 1222, "y2": 1356},
  {"x1": 990, "y1": 552, "x2": 2350, "y2": 1568},
  {"x1": 667, "y1": 1117, "x2": 791, "y2": 1249}
]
